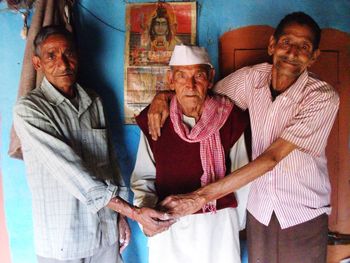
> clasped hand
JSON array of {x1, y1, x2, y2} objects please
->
[
  {"x1": 159, "y1": 192, "x2": 207, "y2": 218},
  {"x1": 135, "y1": 191, "x2": 206, "y2": 237},
  {"x1": 133, "y1": 207, "x2": 175, "y2": 237}
]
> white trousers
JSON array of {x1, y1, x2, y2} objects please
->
[{"x1": 148, "y1": 208, "x2": 241, "y2": 263}]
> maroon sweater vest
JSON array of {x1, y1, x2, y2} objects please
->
[{"x1": 136, "y1": 104, "x2": 249, "y2": 213}]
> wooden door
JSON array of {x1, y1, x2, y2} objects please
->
[{"x1": 219, "y1": 25, "x2": 350, "y2": 262}]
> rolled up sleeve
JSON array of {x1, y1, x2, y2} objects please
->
[{"x1": 14, "y1": 100, "x2": 124, "y2": 214}]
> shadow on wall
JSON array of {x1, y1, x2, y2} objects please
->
[
  {"x1": 73, "y1": 10, "x2": 147, "y2": 263},
  {"x1": 74, "y1": 15, "x2": 132, "y2": 179}
]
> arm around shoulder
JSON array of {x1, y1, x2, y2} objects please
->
[{"x1": 147, "y1": 90, "x2": 174, "y2": 140}]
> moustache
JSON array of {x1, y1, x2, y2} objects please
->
[
  {"x1": 280, "y1": 56, "x2": 301, "y2": 66},
  {"x1": 57, "y1": 69, "x2": 75, "y2": 76}
]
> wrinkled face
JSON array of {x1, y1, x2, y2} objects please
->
[
  {"x1": 169, "y1": 64, "x2": 214, "y2": 111},
  {"x1": 268, "y1": 23, "x2": 320, "y2": 79},
  {"x1": 153, "y1": 17, "x2": 169, "y2": 36},
  {"x1": 32, "y1": 34, "x2": 78, "y2": 93}
]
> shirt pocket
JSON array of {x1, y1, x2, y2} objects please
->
[{"x1": 80, "y1": 128, "x2": 110, "y2": 175}]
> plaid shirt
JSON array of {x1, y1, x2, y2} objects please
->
[
  {"x1": 13, "y1": 78, "x2": 128, "y2": 260},
  {"x1": 215, "y1": 63, "x2": 339, "y2": 229}
]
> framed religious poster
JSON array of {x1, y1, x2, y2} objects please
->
[{"x1": 124, "y1": 2, "x2": 197, "y2": 123}]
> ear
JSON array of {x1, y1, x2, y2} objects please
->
[
  {"x1": 32, "y1": 55, "x2": 42, "y2": 71},
  {"x1": 308, "y1": 49, "x2": 320, "y2": 68},
  {"x1": 166, "y1": 70, "x2": 175, "y2": 91},
  {"x1": 268, "y1": 35, "x2": 276, "y2": 56},
  {"x1": 208, "y1": 68, "x2": 215, "y2": 89}
]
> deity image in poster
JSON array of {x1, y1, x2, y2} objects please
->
[{"x1": 124, "y1": 2, "x2": 196, "y2": 123}]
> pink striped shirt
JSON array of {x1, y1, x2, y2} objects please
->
[{"x1": 215, "y1": 63, "x2": 339, "y2": 229}]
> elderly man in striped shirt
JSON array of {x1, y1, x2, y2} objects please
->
[{"x1": 147, "y1": 12, "x2": 339, "y2": 263}]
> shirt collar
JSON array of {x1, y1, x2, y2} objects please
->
[
  {"x1": 40, "y1": 77, "x2": 92, "y2": 111},
  {"x1": 280, "y1": 70, "x2": 308, "y2": 104},
  {"x1": 40, "y1": 77, "x2": 66, "y2": 106},
  {"x1": 254, "y1": 64, "x2": 309, "y2": 104}
]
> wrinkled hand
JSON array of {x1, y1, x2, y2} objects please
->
[
  {"x1": 159, "y1": 193, "x2": 206, "y2": 218},
  {"x1": 134, "y1": 207, "x2": 175, "y2": 237},
  {"x1": 147, "y1": 92, "x2": 171, "y2": 141},
  {"x1": 118, "y1": 215, "x2": 131, "y2": 253}
]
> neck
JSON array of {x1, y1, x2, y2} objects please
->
[
  {"x1": 271, "y1": 68, "x2": 298, "y2": 92},
  {"x1": 57, "y1": 85, "x2": 76, "y2": 99},
  {"x1": 181, "y1": 104, "x2": 203, "y2": 122}
]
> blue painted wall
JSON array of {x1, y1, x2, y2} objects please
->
[{"x1": 1, "y1": 1, "x2": 349, "y2": 263}]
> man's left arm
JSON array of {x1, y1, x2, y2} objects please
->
[
  {"x1": 161, "y1": 86, "x2": 339, "y2": 217},
  {"x1": 160, "y1": 138, "x2": 297, "y2": 217}
]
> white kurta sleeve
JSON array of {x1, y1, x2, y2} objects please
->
[
  {"x1": 131, "y1": 132, "x2": 158, "y2": 208},
  {"x1": 230, "y1": 134, "x2": 251, "y2": 230}
]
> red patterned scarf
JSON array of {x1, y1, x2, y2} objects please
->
[{"x1": 170, "y1": 95, "x2": 233, "y2": 212}]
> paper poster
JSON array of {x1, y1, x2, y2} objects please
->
[{"x1": 124, "y1": 2, "x2": 196, "y2": 123}]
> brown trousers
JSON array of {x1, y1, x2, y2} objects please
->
[{"x1": 247, "y1": 212, "x2": 328, "y2": 263}]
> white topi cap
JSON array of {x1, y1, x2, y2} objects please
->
[{"x1": 169, "y1": 45, "x2": 213, "y2": 68}]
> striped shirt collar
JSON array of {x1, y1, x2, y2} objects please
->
[{"x1": 254, "y1": 63, "x2": 309, "y2": 104}]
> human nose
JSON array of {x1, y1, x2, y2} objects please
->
[
  {"x1": 286, "y1": 44, "x2": 299, "y2": 57},
  {"x1": 184, "y1": 76, "x2": 196, "y2": 89},
  {"x1": 57, "y1": 54, "x2": 71, "y2": 70}
]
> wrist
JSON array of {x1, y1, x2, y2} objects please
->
[
  {"x1": 195, "y1": 189, "x2": 209, "y2": 207},
  {"x1": 130, "y1": 206, "x2": 140, "y2": 221},
  {"x1": 159, "y1": 90, "x2": 174, "y2": 102},
  {"x1": 107, "y1": 197, "x2": 121, "y2": 212}
]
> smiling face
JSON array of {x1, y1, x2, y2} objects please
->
[
  {"x1": 32, "y1": 34, "x2": 78, "y2": 95},
  {"x1": 169, "y1": 64, "x2": 214, "y2": 117},
  {"x1": 268, "y1": 23, "x2": 320, "y2": 81}
]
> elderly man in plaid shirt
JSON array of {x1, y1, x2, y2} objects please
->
[{"x1": 13, "y1": 25, "x2": 173, "y2": 263}]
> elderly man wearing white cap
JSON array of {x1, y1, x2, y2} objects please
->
[
  {"x1": 147, "y1": 13, "x2": 340, "y2": 263},
  {"x1": 131, "y1": 45, "x2": 250, "y2": 263}
]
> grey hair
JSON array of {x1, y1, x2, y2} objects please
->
[{"x1": 33, "y1": 25, "x2": 75, "y2": 56}]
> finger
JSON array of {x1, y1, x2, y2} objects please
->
[
  {"x1": 119, "y1": 232, "x2": 126, "y2": 244},
  {"x1": 147, "y1": 113, "x2": 155, "y2": 139},
  {"x1": 152, "y1": 114, "x2": 161, "y2": 141},
  {"x1": 143, "y1": 228, "x2": 154, "y2": 237},
  {"x1": 125, "y1": 226, "x2": 131, "y2": 244},
  {"x1": 160, "y1": 109, "x2": 169, "y2": 128},
  {"x1": 160, "y1": 196, "x2": 178, "y2": 209},
  {"x1": 148, "y1": 114, "x2": 158, "y2": 141},
  {"x1": 156, "y1": 114, "x2": 161, "y2": 138},
  {"x1": 159, "y1": 196, "x2": 172, "y2": 206},
  {"x1": 143, "y1": 218, "x2": 172, "y2": 233},
  {"x1": 154, "y1": 219, "x2": 176, "y2": 228},
  {"x1": 159, "y1": 212, "x2": 172, "y2": 220},
  {"x1": 119, "y1": 241, "x2": 128, "y2": 253},
  {"x1": 155, "y1": 223, "x2": 173, "y2": 234},
  {"x1": 167, "y1": 211, "x2": 183, "y2": 219},
  {"x1": 148, "y1": 209, "x2": 173, "y2": 221}
]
